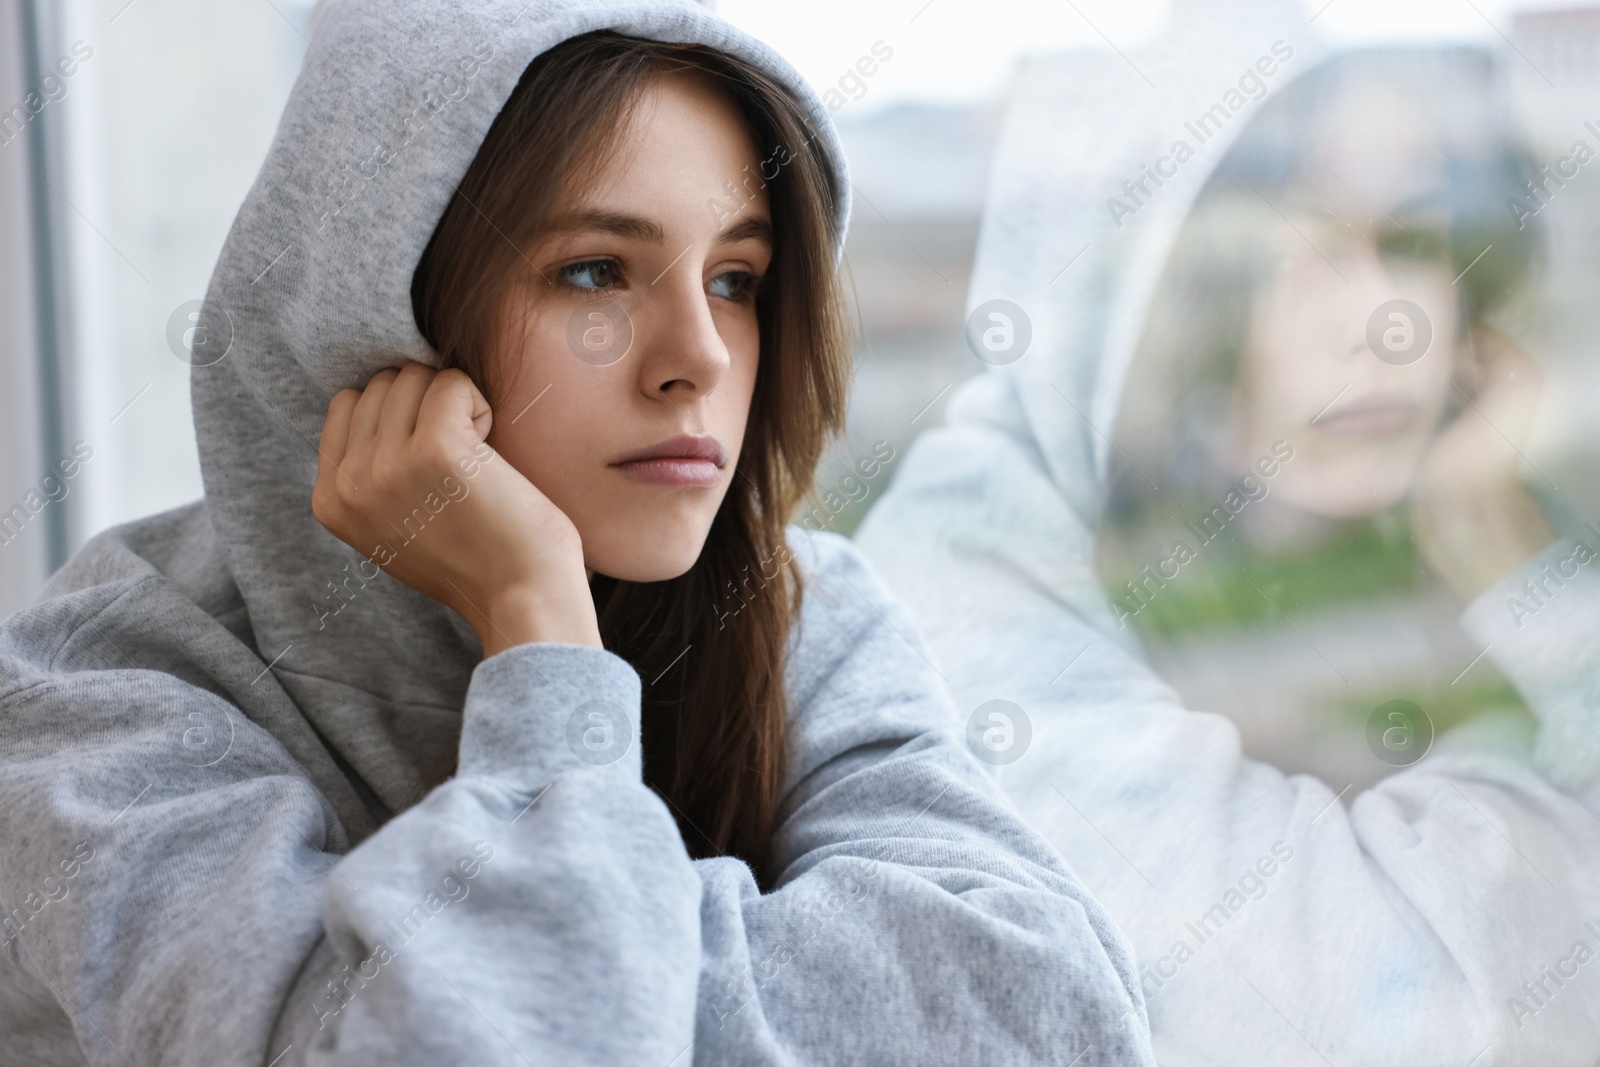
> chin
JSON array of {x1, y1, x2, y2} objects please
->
[
  {"x1": 1276, "y1": 464, "x2": 1412, "y2": 520},
  {"x1": 580, "y1": 516, "x2": 713, "y2": 584}
]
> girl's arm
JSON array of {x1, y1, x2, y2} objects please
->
[
  {"x1": 294, "y1": 530, "x2": 1154, "y2": 1066},
  {"x1": 0, "y1": 540, "x2": 1153, "y2": 1066},
  {"x1": 854, "y1": 378, "x2": 1600, "y2": 1065}
]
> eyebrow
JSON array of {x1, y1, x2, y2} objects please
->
[
  {"x1": 1386, "y1": 189, "x2": 1451, "y2": 221},
  {"x1": 720, "y1": 215, "x2": 773, "y2": 248},
  {"x1": 544, "y1": 210, "x2": 665, "y2": 244},
  {"x1": 541, "y1": 210, "x2": 773, "y2": 249}
]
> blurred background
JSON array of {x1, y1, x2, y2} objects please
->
[{"x1": 3, "y1": 0, "x2": 1599, "y2": 782}]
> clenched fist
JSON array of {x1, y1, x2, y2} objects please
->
[{"x1": 313, "y1": 361, "x2": 601, "y2": 656}]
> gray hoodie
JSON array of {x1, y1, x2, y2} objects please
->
[
  {"x1": 0, "y1": 1, "x2": 1155, "y2": 1063},
  {"x1": 858, "y1": 1, "x2": 1600, "y2": 1063}
]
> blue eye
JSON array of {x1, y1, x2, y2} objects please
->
[
  {"x1": 708, "y1": 271, "x2": 759, "y2": 301},
  {"x1": 560, "y1": 259, "x2": 619, "y2": 290}
]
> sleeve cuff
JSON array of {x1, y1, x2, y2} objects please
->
[
  {"x1": 1460, "y1": 536, "x2": 1597, "y2": 658},
  {"x1": 457, "y1": 643, "x2": 643, "y2": 785},
  {"x1": 1460, "y1": 535, "x2": 1600, "y2": 796}
]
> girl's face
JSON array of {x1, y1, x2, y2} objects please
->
[
  {"x1": 1230, "y1": 84, "x2": 1461, "y2": 519},
  {"x1": 487, "y1": 73, "x2": 770, "y2": 582}
]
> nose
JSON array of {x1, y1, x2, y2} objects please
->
[
  {"x1": 1337, "y1": 244, "x2": 1393, "y2": 363},
  {"x1": 633, "y1": 265, "x2": 731, "y2": 402}
]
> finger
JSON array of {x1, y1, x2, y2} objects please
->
[
  {"x1": 471, "y1": 394, "x2": 494, "y2": 440},
  {"x1": 314, "y1": 389, "x2": 360, "y2": 520},
  {"x1": 416, "y1": 368, "x2": 492, "y2": 452},
  {"x1": 378, "y1": 361, "x2": 436, "y2": 446},
  {"x1": 319, "y1": 389, "x2": 360, "y2": 467},
  {"x1": 346, "y1": 368, "x2": 399, "y2": 459}
]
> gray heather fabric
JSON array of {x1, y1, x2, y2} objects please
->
[
  {"x1": 0, "y1": 1, "x2": 1155, "y2": 1064},
  {"x1": 856, "y1": 1, "x2": 1600, "y2": 1063}
]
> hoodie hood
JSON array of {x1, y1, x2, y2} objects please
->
[
  {"x1": 960, "y1": 0, "x2": 1323, "y2": 526},
  {"x1": 957, "y1": 0, "x2": 1531, "y2": 529},
  {"x1": 188, "y1": 0, "x2": 850, "y2": 821}
]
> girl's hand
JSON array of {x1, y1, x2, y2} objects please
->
[
  {"x1": 1410, "y1": 328, "x2": 1555, "y2": 602},
  {"x1": 312, "y1": 361, "x2": 601, "y2": 656}
]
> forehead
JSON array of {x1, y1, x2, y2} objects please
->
[
  {"x1": 1295, "y1": 84, "x2": 1450, "y2": 222},
  {"x1": 569, "y1": 72, "x2": 768, "y2": 218}
]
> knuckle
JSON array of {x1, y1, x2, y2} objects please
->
[
  {"x1": 312, "y1": 485, "x2": 343, "y2": 531},
  {"x1": 332, "y1": 470, "x2": 363, "y2": 510},
  {"x1": 370, "y1": 455, "x2": 405, "y2": 496}
]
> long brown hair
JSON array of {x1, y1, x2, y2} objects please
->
[{"x1": 412, "y1": 32, "x2": 849, "y2": 883}]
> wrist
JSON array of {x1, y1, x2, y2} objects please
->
[
  {"x1": 1413, "y1": 481, "x2": 1555, "y2": 601},
  {"x1": 472, "y1": 581, "x2": 602, "y2": 657}
]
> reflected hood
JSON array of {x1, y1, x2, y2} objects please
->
[
  {"x1": 954, "y1": 0, "x2": 1523, "y2": 522},
  {"x1": 960, "y1": 0, "x2": 1325, "y2": 523}
]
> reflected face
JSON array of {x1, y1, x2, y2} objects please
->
[
  {"x1": 1231, "y1": 86, "x2": 1461, "y2": 519},
  {"x1": 484, "y1": 74, "x2": 771, "y2": 582}
]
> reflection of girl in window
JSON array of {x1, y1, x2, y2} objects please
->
[{"x1": 1098, "y1": 51, "x2": 1547, "y2": 781}]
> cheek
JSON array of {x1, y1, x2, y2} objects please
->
[
  {"x1": 713, "y1": 309, "x2": 761, "y2": 438},
  {"x1": 485, "y1": 312, "x2": 604, "y2": 486},
  {"x1": 1241, "y1": 316, "x2": 1332, "y2": 429},
  {"x1": 1409, "y1": 347, "x2": 1457, "y2": 417}
]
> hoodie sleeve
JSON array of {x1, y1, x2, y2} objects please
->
[
  {"x1": 1460, "y1": 535, "x2": 1600, "y2": 812},
  {"x1": 854, "y1": 412, "x2": 1600, "y2": 1067},
  {"x1": 0, "y1": 538, "x2": 1153, "y2": 1067}
]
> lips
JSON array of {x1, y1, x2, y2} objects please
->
[
  {"x1": 1312, "y1": 394, "x2": 1423, "y2": 437},
  {"x1": 610, "y1": 434, "x2": 727, "y2": 487}
]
